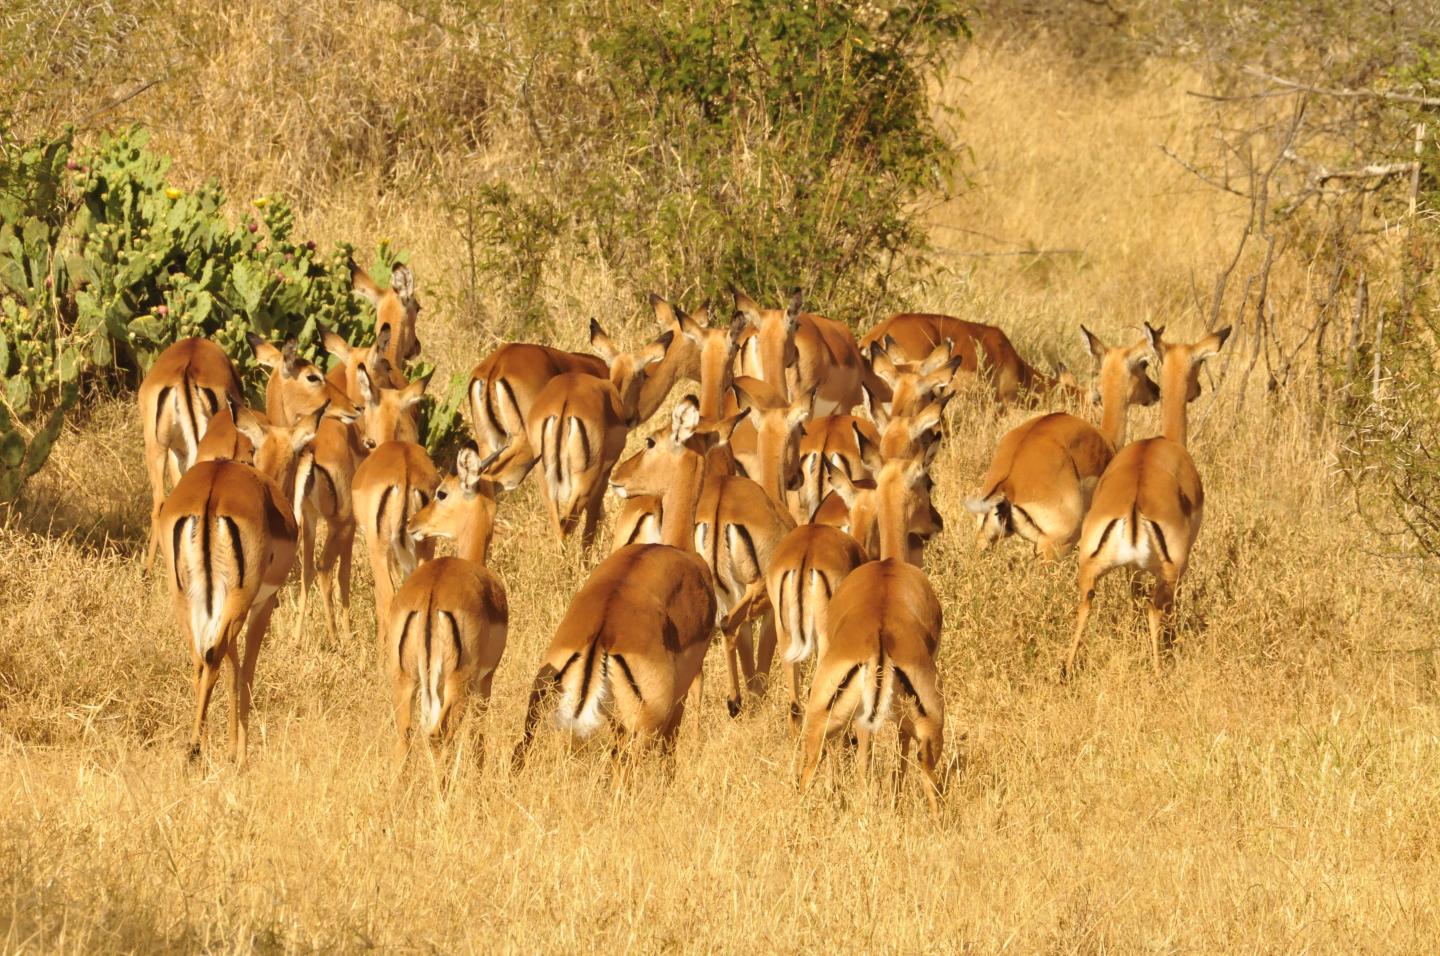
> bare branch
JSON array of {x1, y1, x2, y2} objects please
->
[
  {"x1": 1242, "y1": 66, "x2": 1440, "y2": 109},
  {"x1": 1158, "y1": 144, "x2": 1251, "y2": 197}
]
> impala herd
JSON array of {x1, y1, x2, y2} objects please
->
[{"x1": 139, "y1": 260, "x2": 1230, "y2": 812}]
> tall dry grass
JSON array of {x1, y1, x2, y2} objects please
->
[{"x1": 3, "y1": 30, "x2": 1440, "y2": 954}]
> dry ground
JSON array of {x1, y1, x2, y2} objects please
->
[{"x1": 4, "y1": 41, "x2": 1440, "y2": 953}]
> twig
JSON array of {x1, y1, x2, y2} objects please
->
[
  {"x1": 1159, "y1": 144, "x2": 1251, "y2": 197},
  {"x1": 1242, "y1": 66, "x2": 1440, "y2": 110},
  {"x1": 932, "y1": 246, "x2": 1082, "y2": 258},
  {"x1": 79, "y1": 77, "x2": 163, "y2": 123}
]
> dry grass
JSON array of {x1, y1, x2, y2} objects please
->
[{"x1": 4, "y1": 35, "x2": 1440, "y2": 954}]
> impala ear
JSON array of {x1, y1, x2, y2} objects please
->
[
  {"x1": 356, "y1": 363, "x2": 379, "y2": 407},
  {"x1": 919, "y1": 339, "x2": 952, "y2": 375},
  {"x1": 351, "y1": 259, "x2": 381, "y2": 304},
  {"x1": 691, "y1": 302, "x2": 710, "y2": 327},
  {"x1": 1081, "y1": 324, "x2": 1106, "y2": 363},
  {"x1": 1193, "y1": 326, "x2": 1232, "y2": 363},
  {"x1": 649, "y1": 292, "x2": 677, "y2": 328},
  {"x1": 1143, "y1": 322, "x2": 1166, "y2": 361},
  {"x1": 787, "y1": 389, "x2": 815, "y2": 429},
  {"x1": 229, "y1": 395, "x2": 268, "y2": 447},
  {"x1": 320, "y1": 328, "x2": 350, "y2": 359},
  {"x1": 400, "y1": 378, "x2": 427, "y2": 408},
  {"x1": 642, "y1": 329, "x2": 674, "y2": 367},
  {"x1": 248, "y1": 334, "x2": 283, "y2": 370},
  {"x1": 455, "y1": 441, "x2": 485, "y2": 495},
  {"x1": 785, "y1": 289, "x2": 803, "y2": 329},
  {"x1": 678, "y1": 311, "x2": 706, "y2": 344},
  {"x1": 731, "y1": 284, "x2": 762, "y2": 323},
  {"x1": 824, "y1": 454, "x2": 859, "y2": 505},
  {"x1": 390, "y1": 263, "x2": 415, "y2": 301},
  {"x1": 910, "y1": 400, "x2": 944, "y2": 441},
  {"x1": 281, "y1": 339, "x2": 302, "y2": 378},
  {"x1": 672, "y1": 395, "x2": 702, "y2": 444},
  {"x1": 852, "y1": 421, "x2": 881, "y2": 473},
  {"x1": 589, "y1": 318, "x2": 619, "y2": 362},
  {"x1": 292, "y1": 404, "x2": 325, "y2": 451}
]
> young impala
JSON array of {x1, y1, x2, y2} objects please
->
[{"x1": 1066, "y1": 323, "x2": 1231, "y2": 676}]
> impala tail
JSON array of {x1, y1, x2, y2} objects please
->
[
  {"x1": 551, "y1": 640, "x2": 611, "y2": 737},
  {"x1": 780, "y1": 567, "x2": 833, "y2": 664},
  {"x1": 856, "y1": 645, "x2": 897, "y2": 733},
  {"x1": 174, "y1": 512, "x2": 246, "y2": 664}
]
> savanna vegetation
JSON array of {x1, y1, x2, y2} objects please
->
[{"x1": 2, "y1": 0, "x2": 1439, "y2": 951}]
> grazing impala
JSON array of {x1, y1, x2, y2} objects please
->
[
  {"x1": 250, "y1": 334, "x2": 359, "y2": 427},
  {"x1": 140, "y1": 338, "x2": 244, "y2": 571},
  {"x1": 160, "y1": 399, "x2": 320, "y2": 766},
  {"x1": 388, "y1": 443, "x2": 508, "y2": 766},
  {"x1": 860, "y1": 313, "x2": 1072, "y2": 404},
  {"x1": 732, "y1": 287, "x2": 864, "y2": 414},
  {"x1": 353, "y1": 440, "x2": 440, "y2": 650},
  {"x1": 1066, "y1": 323, "x2": 1231, "y2": 676},
  {"x1": 966, "y1": 327, "x2": 1158, "y2": 559},
  {"x1": 798, "y1": 452, "x2": 946, "y2": 814},
  {"x1": 352, "y1": 261, "x2": 422, "y2": 368},
  {"x1": 611, "y1": 398, "x2": 794, "y2": 716}
]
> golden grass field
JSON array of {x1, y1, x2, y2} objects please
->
[{"x1": 4, "y1": 29, "x2": 1440, "y2": 953}]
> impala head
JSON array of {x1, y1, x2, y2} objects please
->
[
  {"x1": 356, "y1": 359, "x2": 426, "y2": 449},
  {"x1": 229, "y1": 395, "x2": 322, "y2": 499},
  {"x1": 673, "y1": 306, "x2": 748, "y2": 421},
  {"x1": 1144, "y1": 322, "x2": 1232, "y2": 403},
  {"x1": 409, "y1": 441, "x2": 499, "y2": 563},
  {"x1": 611, "y1": 397, "x2": 706, "y2": 500},
  {"x1": 250, "y1": 334, "x2": 359, "y2": 426},
  {"x1": 732, "y1": 285, "x2": 803, "y2": 401},
  {"x1": 650, "y1": 293, "x2": 713, "y2": 381},
  {"x1": 728, "y1": 378, "x2": 813, "y2": 503},
  {"x1": 1081, "y1": 325, "x2": 1160, "y2": 408},
  {"x1": 876, "y1": 398, "x2": 947, "y2": 463},
  {"x1": 589, "y1": 320, "x2": 674, "y2": 425},
  {"x1": 865, "y1": 338, "x2": 961, "y2": 428},
  {"x1": 352, "y1": 261, "x2": 421, "y2": 366},
  {"x1": 825, "y1": 450, "x2": 941, "y2": 562},
  {"x1": 795, "y1": 417, "x2": 877, "y2": 523}
]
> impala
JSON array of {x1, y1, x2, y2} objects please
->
[
  {"x1": 388, "y1": 443, "x2": 508, "y2": 766},
  {"x1": 292, "y1": 361, "x2": 425, "y2": 643},
  {"x1": 860, "y1": 312, "x2": 1073, "y2": 405},
  {"x1": 1066, "y1": 323, "x2": 1231, "y2": 676},
  {"x1": 482, "y1": 327, "x2": 674, "y2": 546},
  {"x1": 795, "y1": 415, "x2": 880, "y2": 525},
  {"x1": 353, "y1": 440, "x2": 440, "y2": 651},
  {"x1": 825, "y1": 414, "x2": 945, "y2": 565},
  {"x1": 323, "y1": 325, "x2": 410, "y2": 407},
  {"x1": 352, "y1": 261, "x2": 422, "y2": 368},
  {"x1": 139, "y1": 338, "x2": 244, "y2": 571},
  {"x1": 160, "y1": 398, "x2": 320, "y2": 766},
  {"x1": 765, "y1": 522, "x2": 868, "y2": 732},
  {"x1": 611, "y1": 398, "x2": 794, "y2": 716},
  {"x1": 798, "y1": 452, "x2": 946, "y2": 814},
  {"x1": 863, "y1": 338, "x2": 961, "y2": 428},
  {"x1": 966, "y1": 326, "x2": 1159, "y2": 558},
  {"x1": 726, "y1": 376, "x2": 813, "y2": 512},
  {"x1": 732, "y1": 287, "x2": 864, "y2": 414},
  {"x1": 250, "y1": 334, "x2": 359, "y2": 426}
]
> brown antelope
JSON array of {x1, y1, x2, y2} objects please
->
[
  {"x1": 860, "y1": 313, "x2": 1073, "y2": 405},
  {"x1": 352, "y1": 261, "x2": 422, "y2": 368},
  {"x1": 353, "y1": 441, "x2": 440, "y2": 650},
  {"x1": 798, "y1": 451, "x2": 946, "y2": 814},
  {"x1": 1066, "y1": 323, "x2": 1231, "y2": 676},
  {"x1": 515, "y1": 408, "x2": 718, "y2": 766},
  {"x1": 160, "y1": 398, "x2": 320, "y2": 766},
  {"x1": 794, "y1": 415, "x2": 880, "y2": 524},
  {"x1": 666, "y1": 301, "x2": 746, "y2": 421},
  {"x1": 140, "y1": 338, "x2": 244, "y2": 571},
  {"x1": 824, "y1": 411, "x2": 945, "y2": 565},
  {"x1": 611, "y1": 398, "x2": 795, "y2": 716},
  {"x1": 292, "y1": 361, "x2": 425, "y2": 643},
  {"x1": 250, "y1": 334, "x2": 359, "y2": 427},
  {"x1": 765, "y1": 523, "x2": 868, "y2": 732},
  {"x1": 863, "y1": 338, "x2": 962, "y2": 428},
  {"x1": 966, "y1": 327, "x2": 1159, "y2": 559},
  {"x1": 726, "y1": 377, "x2": 813, "y2": 512},
  {"x1": 732, "y1": 287, "x2": 864, "y2": 414},
  {"x1": 483, "y1": 328, "x2": 673, "y2": 546},
  {"x1": 388, "y1": 443, "x2": 507, "y2": 766},
  {"x1": 323, "y1": 325, "x2": 410, "y2": 406}
]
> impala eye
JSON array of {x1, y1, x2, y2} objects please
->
[
  {"x1": 308, "y1": 374, "x2": 321, "y2": 383},
  {"x1": 364, "y1": 438, "x2": 376, "y2": 450},
  {"x1": 437, "y1": 490, "x2": 448, "y2": 501},
  {"x1": 646, "y1": 437, "x2": 656, "y2": 449}
]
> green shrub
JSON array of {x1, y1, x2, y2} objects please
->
[{"x1": 0, "y1": 126, "x2": 416, "y2": 501}]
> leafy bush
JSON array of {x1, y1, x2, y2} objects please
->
[
  {"x1": 0, "y1": 126, "x2": 409, "y2": 500},
  {"x1": 466, "y1": 0, "x2": 968, "y2": 327}
]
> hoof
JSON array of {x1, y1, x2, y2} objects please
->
[
  {"x1": 186, "y1": 744, "x2": 202, "y2": 764},
  {"x1": 726, "y1": 698, "x2": 741, "y2": 718}
]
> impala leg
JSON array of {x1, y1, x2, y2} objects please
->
[
  {"x1": 1147, "y1": 570, "x2": 1177, "y2": 675},
  {"x1": 785, "y1": 661, "x2": 804, "y2": 735},
  {"x1": 914, "y1": 719, "x2": 944, "y2": 818},
  {"x1": 538, "y1": 481, "x2": 565, "y2": 542},
  {"x1": 334, "y1": 521, "x2": 356, "y2": 641},
  {"x1": 144, "y1": 446, "x2": 168, "y2": 574},
  {"x1": 314, "y1": 516, "x2": 343, "y2": 644},
  {"x1": 1064, "y1": 561, "x2": 1101, "y2": 680},
  {"x1": 234, "y1": 596, "x2": 275, "y2": 770},
  {"x1": 392, "y1": 671, "x2": 416, "y2": 772},
  {"x1": 293, "y1": 510, "x2": 316, "y2": 644},
  {"x1": 471, "y1": 670, "x2": 496, "y2": 769},
  {"x1": 750, "y1": 611, "x2": 778, "y2": 697},
  {"x1": 368, "y1": 543, "x2": 394, "y2": 658},
  {"x1": 189, "y1": 658, "x2": 222, "y2": 763},
  {"x1": 580, "y1": 489, "x2": 604, "y2": 551},
  {"x1": 895, "y1": 720, "x2": 912, "y2": 794},
  {"x1": 853, "y1": 725, "x2": 874, "y2": 795},
  {"x1": 512, "y1": 664, "x2": 560, "y2": 773}
]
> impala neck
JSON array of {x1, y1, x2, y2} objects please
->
[
  {"x1": 1159, "y1": 359, "x2": 1190, "y2": 446},
  {"x1": 877, "y1": 518, "x2": 906, "y2": 563},
  {"x1": 456, "y1": 505, "x2": 493, "y2": 564},
  {"x1": 658, "y1": 453, "x2": 706, "y2": 550},
  {"x1": 1097, "y1": 372, "x2": 1132, "y2": 449}
]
